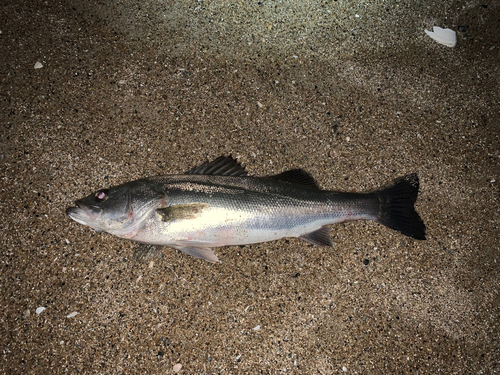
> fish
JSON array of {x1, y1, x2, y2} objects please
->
[{"x1": 66, "y1": 156, "x2": 426, "y2": 262}]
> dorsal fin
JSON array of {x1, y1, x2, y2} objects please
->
[
  {"x1": 270, "y1": 169, "x2": 320, "y2": 189},
  {"x1": 187, "y1": 156, "x2": 248, "y2": 176}
]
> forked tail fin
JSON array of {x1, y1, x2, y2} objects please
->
[{"x1": 375, "y1": 174, "x2": 426, "y2": 240}]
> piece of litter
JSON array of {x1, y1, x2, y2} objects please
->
[
  {"x1": 65, "y1": 239, "x2": 70, "y2": 244},
  {"x1": 424, "y1": 27, "x2": 457, "y2": 47},
  {"x1": 236, "y1": 354, "x2": 242, "y2": 360},
  {"x1": 35, "y1": 307, "x2": 46, "y2": 314},
  {"x1": 342, "y1": 365, "x2": 348, "y2": 372},
  {"x1": 34, "y1": 61, "x2": 43, "y2": 69},
  {"x1": 253, "y1": 325, "x2": 261, "y2": 331},
  {"x1": 257, "y1": 101, "x2": 264, "y2": 108},
  {"x1": 173, "y1": 363, "x2": 182, "y2": 373},
  {"x1": 66, "y1": 311, "x2": 78, "y2": 318}
]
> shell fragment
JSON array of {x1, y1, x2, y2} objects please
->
[{"x1": 425, "y1": 27, "x2": 457, "y2": 47}]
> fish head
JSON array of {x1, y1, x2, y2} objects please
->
[{"x1": 66, "y1": 182, "x2": 159, "y2": 237}]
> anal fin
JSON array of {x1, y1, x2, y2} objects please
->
[{"x1": 299, "y1": 227, "x2": 334, "y2": 247}]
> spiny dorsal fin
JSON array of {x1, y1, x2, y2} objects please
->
[
  {"x1": 187, "y1": 156, "x2": 248, "y2": 176},
  {"x1": 270, "y1": 169, "x2": 320, "y2": 189},
  {"x1": 299, "y1": 227, "x2": 333, "y2": 247}
]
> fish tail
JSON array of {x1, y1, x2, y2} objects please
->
[{"x1": 375, "y1": 174, "x2": 426, "y2": 240}]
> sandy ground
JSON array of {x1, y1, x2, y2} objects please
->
[{"x1": 1, "y1": 0, "x2": 499, "y2": 373}]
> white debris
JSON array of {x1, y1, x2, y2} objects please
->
[
  {"x1": 65, "y1": 239, "x2": 70, "y2": 244},
  {"x1": 236, "y1": 354, "x2": 241, "y2": 361},
  {"x1": 253, "y1": 325, "x2": 261, "y2": 331},
  {"x1": 425, "y1": 26, "x2": 457, "y2": 47},
  {"x1": 173, "y1": 363, "x2": 182, "y2": 373},
  {"x1": 35, "y1": 306, "x2": 46, "y2": 315},
  {"x1": 34, "y1": 61, "x2": 43, "y2": 69},
  {"x1": 342, "y1": 366, "x2": 348, "y2": 372},
  {"x1": 257, "y1": 101, "x2": 264, "y2": 108},
  {"x1": 66, "y1": 311, "x2": 78, "y2": 318}
]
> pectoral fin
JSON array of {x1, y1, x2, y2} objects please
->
[
  {"x1": 175, "y1": 246, "x2": 220, "y2": 263},
  {"x1": 156, "y1": 203, "x2": 209, "y2": 222}
]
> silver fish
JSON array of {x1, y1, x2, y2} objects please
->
[{"x1": 66, "y1": 156, "x2": 426, "y2": 262}]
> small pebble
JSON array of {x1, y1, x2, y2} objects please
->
[
  {"x1": 342, "y1": 366, "x2": 348, "y2": 372},
  {"x1": 66, "y1": 311, "x2": 78, "y2": 318},
  {"x1": 35, "y1": 307, "x2": 46, "y2": 315},
  {"x1": 34, "y1": 62, "x2": 43, "y2": 69},
  {"x1": 173, "y1": 363, "x2": 182, "y2": 372}
]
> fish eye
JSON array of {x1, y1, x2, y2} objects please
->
[{"x1": 95, "y1": 189, "x2": 109, "y2": 202}]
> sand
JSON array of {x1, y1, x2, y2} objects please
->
[{"x1": 1, "y1": 0, "x2": 499, "y2": 373}]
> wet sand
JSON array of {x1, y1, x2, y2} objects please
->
[{"x1": 1, "y1": 0, "x2": 499, "y2": 373}]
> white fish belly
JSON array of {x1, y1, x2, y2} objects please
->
[{"x1": 131, "y1": 204, "x2": 376, "y2": 248}]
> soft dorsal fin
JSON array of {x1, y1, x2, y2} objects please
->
[
  {"x1": 270, "y1": 169, "x2": 320, "y2": 189},
  {"x1": 187, "y1": 156, "x2": 248, "y2": 176}
]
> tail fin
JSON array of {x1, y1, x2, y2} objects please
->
[{"x1": 376, "y1": 174, "x2": 426, "y2": 240}]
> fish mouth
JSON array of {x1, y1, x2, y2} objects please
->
[{"x1": 66, "y1": 202, "x2": 101, "y2": 227}]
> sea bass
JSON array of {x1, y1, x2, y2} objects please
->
[{"x1": 66, "y1": 156, "x2": 426, "y2": 262}]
